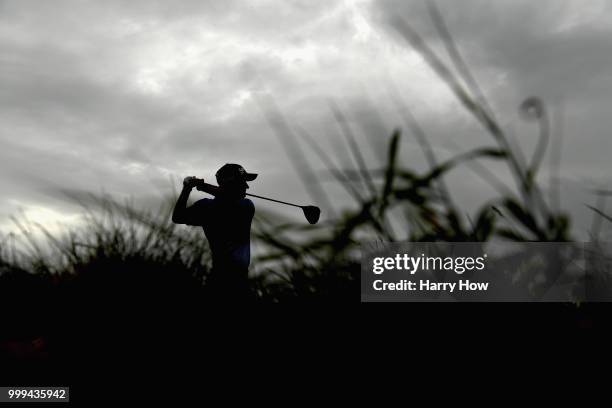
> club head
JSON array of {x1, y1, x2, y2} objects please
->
[{"x1": 302, "y1": 206, "x2": 321, "y2": 224}]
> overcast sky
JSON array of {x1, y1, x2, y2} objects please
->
[{"x1": 1, "y1": 0, "x2": 611, "y2": 239}]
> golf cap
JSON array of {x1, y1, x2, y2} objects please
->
[{"x1": 215, "y1": 163, "x2": 258, "y2": 185}]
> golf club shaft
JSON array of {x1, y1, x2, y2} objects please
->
[
  {"x1": 197, "y1": 181, "x2": 303, "y2": 208},
  {"x1": 246, "y1": 193, "x2": 303, "y2": 208}
]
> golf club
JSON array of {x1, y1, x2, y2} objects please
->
[{"x1": 194, "y1": 179, "x2": 321, "y2": 224}]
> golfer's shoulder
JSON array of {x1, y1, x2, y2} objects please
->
[{"x1": 239, "y1": 198, "x2": 255, "y2": 212}]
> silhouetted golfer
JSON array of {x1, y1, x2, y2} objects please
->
[{"x1": 172, "y1": 163, "x2": 257, "y2": 301}]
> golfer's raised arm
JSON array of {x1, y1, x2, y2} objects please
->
[{"x1": 172, "y1": 177, "x2": 196, "y2": 224}]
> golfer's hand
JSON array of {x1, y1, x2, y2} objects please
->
[
  {"x1": 183, "y1": 176, "x2": 205, "y2": 190},
  {"x1": 183, "y1": 176, "x2": 198, "y2": 189},
  {"x1": 194, "y1": 178, "x2": 207, "y2": 191}
]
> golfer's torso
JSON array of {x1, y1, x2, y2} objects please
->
[{"x1": 196, "y1": 198, "x2": 254, "y2": 270}]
